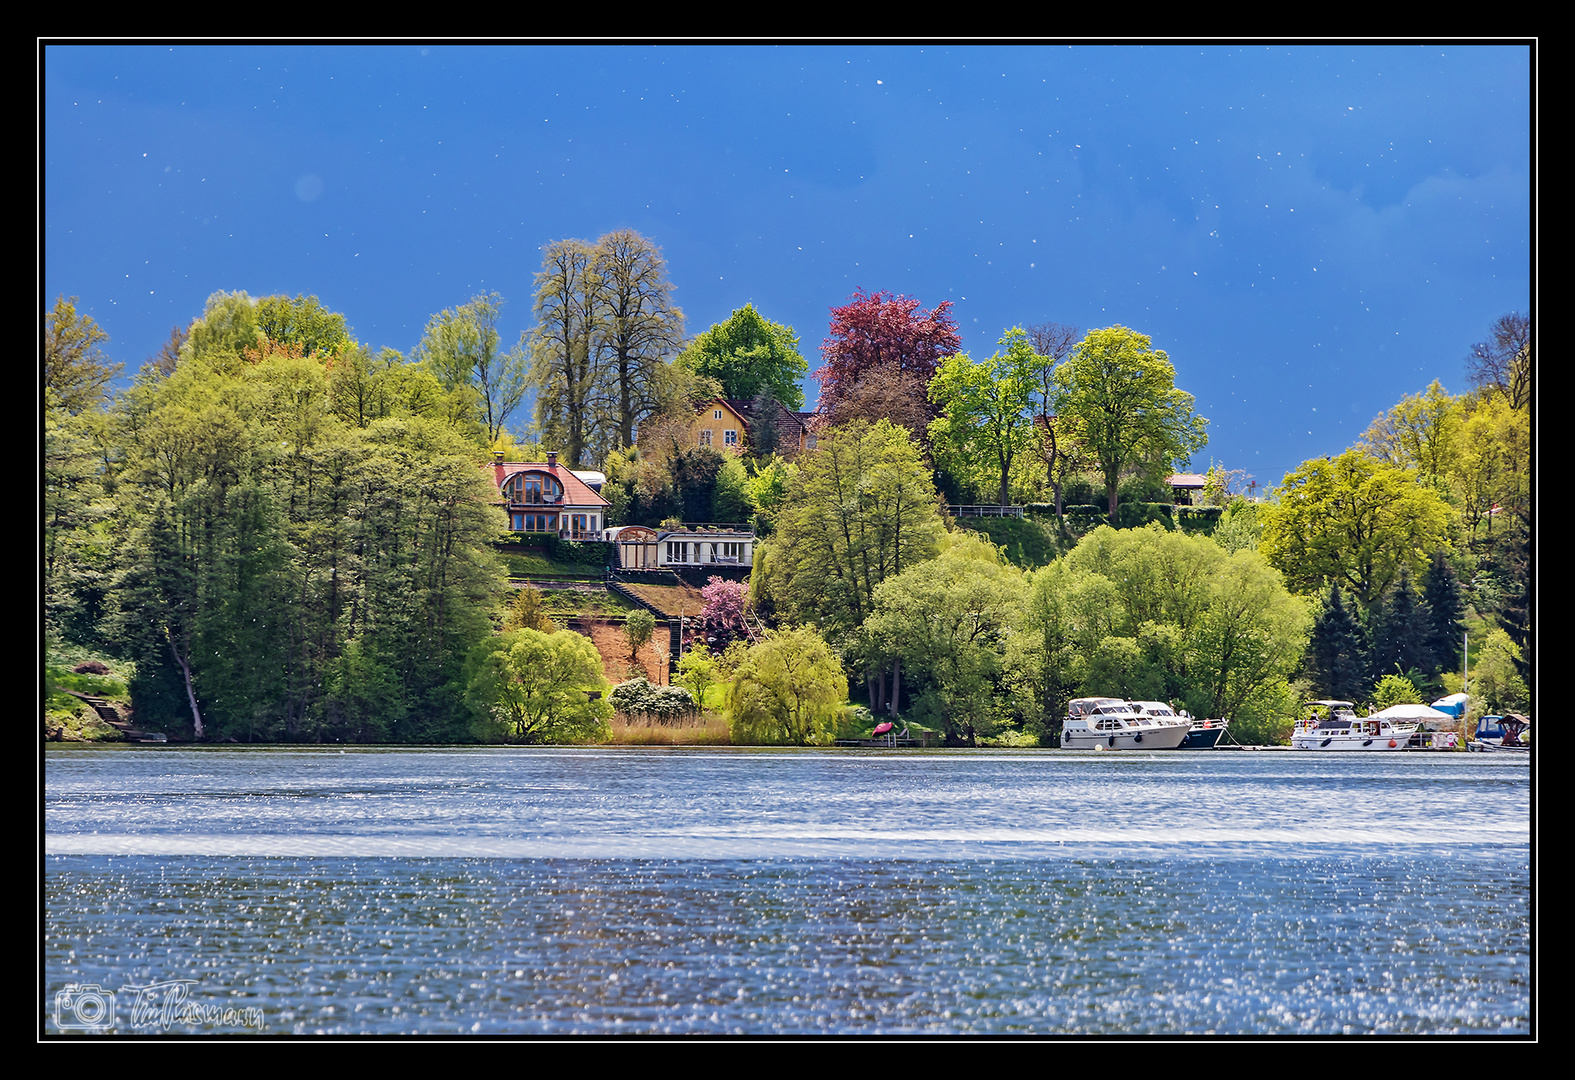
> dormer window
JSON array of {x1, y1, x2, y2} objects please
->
[{"x1": 503, "y1": 471, "x2": 563, "y2": 505}]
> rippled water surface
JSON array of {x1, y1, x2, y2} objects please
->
[{"x1": 44, "y1": 747, "x2": 1532, "y2": 1035}]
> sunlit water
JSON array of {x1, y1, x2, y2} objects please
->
[{"x1": 44, "y1": 747, "x2": 1531, "y2": 1035}]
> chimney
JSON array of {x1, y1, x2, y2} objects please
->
[
  {"x1": 492, "y1": 451, "x2": 505, "y2": 487},
  {"x1": 546, "y1": 451, "x2": 558, "y2": 468}
]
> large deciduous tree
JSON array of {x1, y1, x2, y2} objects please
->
[
  {"x1": 465, "y1": 627, "x2": 610, "y2": 743},
  {"x1": 1466, "y1": 312, "x2": 1531, "y2": 410},
  {"x1": 530, "y1": 239, "x2": 604, "y2": 467},
  {"x1": 754, "y1": 419, "x2": 943, "y2": 643},
  {"x1": 415, "y1": 292, "x2": 530, "y2": 444},
  {"x1": 814, "y1": 288, "x2": 960, "y2": 422},
  {"x1": 1258, "y1": 448, "x2": 1453, "y2": 610},
  {"x1": 927, "y1": 328, "x2": 1043, "y2": 506},
  {"x1": 593, "y1": 229, "x2": 685, "y2": 448},
  {"x1": 866, "y1": 533, "x2": 1026, "y2": 744},
  {"x1": 1054, "y1": 325, "x2": 1208, "y2": 525},
  {"x1": 726, "y1": 626, "x2": 847, "y2": 746},
  {"x1": 529, "y1": 231, "x2": 685, "y2": 464},
  {"x1": 45, "y1": 297, "x2": 122, "y2": 415},
  {"x1": 677, "y1": 303, "x2": 806, "y2": 409}
]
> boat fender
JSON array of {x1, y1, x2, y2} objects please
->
[
  {"x1": 1134, "y1": 732, "x2": 1143, "y2": 743},
  {"x1": 1362, "y1": 739, "x2": 1373, "y2": 747},
  {"x1": 1320, "y1": 738, "x2": 1332, "y2": 748},
  {"x1": 1389, "y1": 739, "x2": 1397, "y2": 748},
  {"x1": 1109, "y1": 735, "x2": 1116, "y2": 748}
]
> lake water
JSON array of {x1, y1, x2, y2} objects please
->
[{"x1": 44, "y1": 746, "x2": 1532, "y2": 1036}]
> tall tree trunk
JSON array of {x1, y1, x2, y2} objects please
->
[{"x1": 167, "y1": 626, "x2": 204, "y2": 740}]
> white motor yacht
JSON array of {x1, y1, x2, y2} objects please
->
[
  {"x1": 1062, "y1": 699, "x2": 1190, "y2": 750},
  {"x1": 1292, "y1": 700, "x2": 1418, "y2": 750}
]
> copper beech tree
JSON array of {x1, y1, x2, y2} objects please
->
[{"x1": 813, "y1": 288, "x2": 961, "y2": 427}]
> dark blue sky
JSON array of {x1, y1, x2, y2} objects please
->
[{"x1": 43, "y1": 43, "x2": 1532, "y2": 488}]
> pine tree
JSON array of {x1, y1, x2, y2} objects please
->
[
  {"x1": 1370, "y1": 568, "x2": 1433, "y2": 686},
  {"x1": 1305, "y1": 583, "x2": 1366, "y2": 701},
  {"x1": 1421, "y1": 553, "x2": 1466, "y2": 678}
]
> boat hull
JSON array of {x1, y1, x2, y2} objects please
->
[
  {"x1": 1178, "y1": 724, "x2": 1227, "y2": 749},
  {"x1": 1061, "y1": 723, "x2": 1190, "y2": 750},
  {"x1": 1291, "y1": 731, "x2": 1413, "y2": 750}
]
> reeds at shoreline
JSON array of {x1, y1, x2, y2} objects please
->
[{"x1": 605, "y1": 711, "x2": 731, "y2": 746}]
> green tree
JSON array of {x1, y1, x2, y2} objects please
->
[
  {"x1": 1369, "y1": 673, "x2": 1423, "y2": 712},
  {"x1": 865, "y1": 532, "x2": 1027, "y2": 744},
  {"x1": 676, "y1": 643, "x2": 719, "y2": 710},
  {"x1": 1054, "y1": 325, "x2": 1208, "y2": 525},
  {"x1": 181, "y1": 290, "x2": 265, "y2": 373},
  {"x1": 755, "y1": 419, "x2": 943, "y2": 642},
  {"x1": 1303, "y1": 584, "x2": 1367, "y2": 702},
  {"x1": 254, "y1": 293, "x2": 353, "y2": 360},
  {"x1": 1017, "y1": 525, "x2": 1309, "y2": 739},
  {"x1": 504, "y1": 584, "x2": 555, "y2": 633},
  {"x1": 1421, "y1": 553, "x2": 1466, "y2": 679},
  {"x1": 530, "y1": 239, "x2": 604, "y2": 466},
  {"x1": 677, "y1": 304, "x2": 808, "y2": 409},
  {"x1": 625, "y1": 608, "x2": 657, "y2": 674},
  {"x1": 46, "y1": 297, "x2": 123, "y2": 416},
  {"x1": 726, "y1": 626, "x2": 847, "y2": 745},
  {"x1": 1259, "y1": 448, "x2": 1454, "y2": 609},
  {"x1": 928, "y1": 328, "x2": 1043, "y2": 506},
  {"x1": 592, "y1": 229, "x2": 685, "y2": 448},
  {"x1": 1470, "y1": 627, "x2": 1528, "y2": 715},
  {"x1": 466, "y1": 627, "x2": 610, "y2": 743},
  {"x1": 415, "y1": 292, "x2": 530, "y2": 444},
  {"x1": 1359, "y1": 380, "x2": 1461, "y2": 480}
]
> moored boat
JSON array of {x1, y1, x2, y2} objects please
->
[
  {"x1": 1468, "y1": 713, "x2": 1530, "y2": 753},
  {"x1": 1061, "y1": 699, "x2": 1190, "y2": 750},
  {"x1": 1292, "y1": 700, "x2": 1418, "y2": 750}
]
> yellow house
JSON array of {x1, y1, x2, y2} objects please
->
[{"x1": 690, "y1": 398, "x2": 815, "y2": 458}]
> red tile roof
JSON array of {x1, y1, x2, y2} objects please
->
[{"x1": 489, "y1": 460, "x2": 609, "y2": 507}]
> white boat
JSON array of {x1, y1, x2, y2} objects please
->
[
  {"x1": 1061, "y1": 699, "x2": 1190, "y2": 750},
  {"x1": 1292, "y1": 700, "x2": 1418, "y2": 750}
]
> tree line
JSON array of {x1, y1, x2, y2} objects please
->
[{"x1": 44, "y1": 228, "x2": 1529, "y2": 743}]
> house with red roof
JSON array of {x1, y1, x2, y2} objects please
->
[{"x1": 489, "y1": 451, "x2": 610, "y2": 541}]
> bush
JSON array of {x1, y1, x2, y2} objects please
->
[{"x1": 609, "y1": 677, "x2": 698, "y2": 723}]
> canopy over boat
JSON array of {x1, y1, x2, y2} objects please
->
[
  {"x1": 1370, "y1": 703, "x2": 1453, "y2": 721},
  {"x1": 1430, "y1": 693, "x2": 1469, "y2": 717}
]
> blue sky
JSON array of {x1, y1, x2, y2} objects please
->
[{"x1": 43, "y1": 43, "x2": 1532, "y2": 488}]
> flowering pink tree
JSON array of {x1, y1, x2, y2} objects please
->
[{"x1": 700, "y1": 576, "x2": 749, "y2": 649}]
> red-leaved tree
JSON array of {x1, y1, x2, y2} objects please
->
[{"x1": 814, "y1": 289, "x2": 962, "y2": 419}]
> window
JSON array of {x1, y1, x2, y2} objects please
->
[
  {"x1": 724, "y1": 429, "x2": 738, "y2": 447},
  {"x1": 503, "y1": 471, "x2": 562, "y2": 504},
  {"x1": 713, "y1": 410, "x2": 723, "y2": 419},
  {"x1": 700, "y1": 429, "x2": 712, "y2": 447}
]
